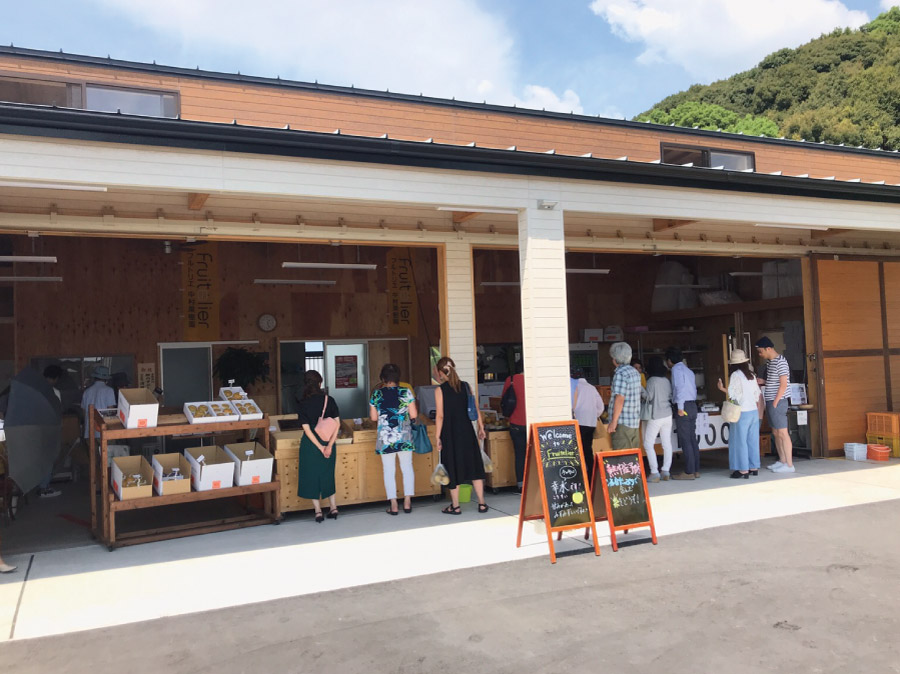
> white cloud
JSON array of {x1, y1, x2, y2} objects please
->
[
  {"x1": 590, "y1": 0, "x2": 869, "y2": 82},
  {"x1": 880, "y1": 1, "x2": 897, "y2": 10},
  {"x1": 89, "y1": 0, "x2": 582, "y2": 113}
]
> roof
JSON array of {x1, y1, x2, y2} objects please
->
[
  {"x1": 2, "y1": 103, "x2": 900, "y2": 205},
  {"x1": 2, "y1": 45, "x2": 900, "y2": 163}
]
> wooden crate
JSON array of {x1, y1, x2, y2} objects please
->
[
  {"x1": 485, "y1": 431, "x2": 516, "y2": 489},
  {"x1": 340, "y1": 419, "x2": 377, "y2": 443}
]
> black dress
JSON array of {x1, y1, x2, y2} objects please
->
[
  {"x1": 439, "y1": 381, "x2": 485, "y2": 489},
  {"x1": 296, "y1": 392, "x2": 341, "y2": 500}
]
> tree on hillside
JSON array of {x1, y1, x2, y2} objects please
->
[{"x1": 635, "y1": 101, "x2": 779, "y2": 137}]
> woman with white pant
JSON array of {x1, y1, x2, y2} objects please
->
[
  {"x1": 642, "y1": 356, "x2": 674, "y2": 483},
  {"x1": 369, "y1": 364, "x2": 418, "y2": 515}
]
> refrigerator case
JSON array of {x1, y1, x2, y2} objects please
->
[{"x1": 569, "y1": 343, "x2": 600, "y2": 385}]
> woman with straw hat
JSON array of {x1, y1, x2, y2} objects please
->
[{"x1": 717, "y1": 349, "x2": 763, "y2": 479}]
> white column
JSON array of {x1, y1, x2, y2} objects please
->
[
  {"x1": 441, "y1": 240, "x2": 478, "y2": 386},
  {"x1": 518, "y1": 204, "x2": 572, "y2": 423}
]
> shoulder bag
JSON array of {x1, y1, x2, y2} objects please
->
[
  {"x1": 314, "y1": 395, "x2": 339, "y2": 440},
  {"x1": 721, "y1": 377, "x2": 743, "y2": 424},
  {"x1": 465, "y1": 382, "x2": 479, "y2": 421},
  {"x1": 411, "y1": 421, "x2": 433, "y2": 454},
  {"x1": 500, "y1": 378, "x2": 518, "y2": 419}
]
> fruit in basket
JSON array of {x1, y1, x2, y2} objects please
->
[{"x1": 188, "y1": 405, "x2": 198, "y2": 414}]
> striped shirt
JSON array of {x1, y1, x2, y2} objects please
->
[{"x1": 763, "y1": 355, "x2": 790, "y2": 402}]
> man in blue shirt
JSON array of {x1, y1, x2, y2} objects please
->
[{"x1": 666, "y1": 347, "x2": 700, "y2": 480}]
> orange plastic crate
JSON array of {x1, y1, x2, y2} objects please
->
[
  {"x1": 866, "y1": 412, "x2": 900, "y2": 436},
  {"x1": 867, "y1": 444, "x2": 891, "y2": 462}
]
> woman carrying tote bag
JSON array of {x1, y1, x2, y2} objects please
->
[{"x1": 717, "y1": 350, "x2": 762, "y2": 480}]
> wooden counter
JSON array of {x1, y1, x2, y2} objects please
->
[{"x1": 273, "y1": 425, "x2": 441, "y2": 513}]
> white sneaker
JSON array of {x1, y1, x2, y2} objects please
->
[
  {"x1": 773, "y1": 464, "x2": 795, "y2": 473},
  {"x1": 767, "y1": 462, "x2": 783, "y2": 471}
]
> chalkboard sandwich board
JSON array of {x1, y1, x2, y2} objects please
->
[
  {"x1": 516, "y1": 421, "x2": 601, "y2": 563},
  {"x1": 592, "y1": 449, "x2": 657, "y2": 551}
]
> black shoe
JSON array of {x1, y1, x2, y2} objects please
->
[
  {"x1": 326, "y1": 509, "x2": 339, "y2": 520},
  {"x1": 314, "y1": 511, "x2": 324, "y2": 523},
  {"x1": 730, "y1": 471, "x2": 749, "y2": 480},
  {"x1": 749, "y1": 470, "x2": 759, "y2": 476}
]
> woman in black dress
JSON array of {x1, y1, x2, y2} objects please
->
[
  {"x1": 434, "y1": 356, "x2": 488, "y2": 514},
  {"x1": 296, "y1": 370, "x2": 341, "y2": 522}
]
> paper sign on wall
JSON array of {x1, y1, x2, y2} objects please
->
[
  {"x1": 137, "y1": 363, "x2": 157, "y2": 391},
  {"x1": 334, "y1": 355, "x2": 358, "y2": 389},
  {"x1": 797, "y1": 410, "x2": 808, "y2": 426},
  {"x1": 182, "y1": 242, "x2": 220, "y2": 341}
]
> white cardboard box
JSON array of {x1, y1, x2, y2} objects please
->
[
  {"x1": 582, "y1": 328, "x2": 605, "y2": 342},
  {"x1": 184, "y1": 446, "x2": 235, "y2": 491},
  {"x1": 111, "y1": 455, "x2": 154, "y2": 500},
  {"x1": 117, "y1": 388, "x2": 159, "y2": 429},
  {"x1": 223, "y1": 441, "x2": 274, "y2": 486},
  {"x1": 219, "y1": 386, "x2": 248, "y2": 402},
  {"x1": 184, "y1": 401, "x2": 239, "y2": 424},
  {"x1": 231, "y1": 399, "x2": 264, "y2": 421},
  {"x1": 151, "y1": 453, "x2": 193, "y2": 496}
]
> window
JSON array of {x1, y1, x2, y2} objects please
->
[
  {"x1": 661, "y1": 143, "x2": 755, "y2": 171},
  {"x1": 0, "y1": 76, "x2": 83, "y2": 108},
  {"x1": 85, "y1": 85, "x2": 177, "y2": 118}
]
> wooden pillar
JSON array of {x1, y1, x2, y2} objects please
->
[
  {"x1": 518, "y1": 204, "x2": 571, "y2": 423},
  {"x1": 439, "y1": 241, "x2": 478, "y2": 387}
]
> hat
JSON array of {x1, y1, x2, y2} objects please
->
[
  {"x1": 92, "y1": 365, "x2": 111, "y2": 380},
  {"x1": 728, "y1": 349, "x2": 750, "y2": 365},
  {"x1": 755, "y1": 337, "x2": 775, "y2": 350}
]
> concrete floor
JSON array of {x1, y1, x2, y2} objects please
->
[{"x1": 1, "y1": 497, "x2": 898, "y2": 674}]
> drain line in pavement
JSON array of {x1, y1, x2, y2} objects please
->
[{"x1": 9, "y1": 554, "x2": 34, "y2": 640}]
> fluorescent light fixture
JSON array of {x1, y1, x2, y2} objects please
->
[
  {"x1": 436, "y1": 206, "x2": 519, "y2": 215},
  {"x1": 566, "y1": 268, "x2": 610, "y2": 275},
  {"x1": 754, "y1": 223, "x2": 828, "y2": 231},
  {"x1": 728, "y1": 271, "x2": 764, "y2": 277},
  {"x1": 281, "y1": 262, "x2": 377, "y2": 271},
  {"x1": 0, "y1": 276, "x2": 63, "y2": 282},
  {"x1": 253, "y1": 279, "x2": 337, "y2": 286},
  {"x1": 0, "y1": 180, "x2": 107, "y2": 192},
  {"x1": 0, "y1": 255, "x2": 57, "y2": 263},
  {"x1": 537, "y1": 199, "x2": 559, "y2": 210},
  {"x1": 654, "y1": 284, "x2": 714, "y2": 288},
  {"x1": 480, "y1": 281, "x2": 520, "y2": 287}
]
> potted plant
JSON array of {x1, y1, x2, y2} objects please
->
[{"x1": 213, "y1": 347, "x2": 270, "y2": 393}]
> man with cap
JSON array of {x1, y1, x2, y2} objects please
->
[
  {"x1": 755, "y1": 337, "x2": 794, "y2": 473},
  {"x1": 81, "y1": 365, "x2": 116, "y2": 438},
  {"x1": 666, "y1": 347, "x2": 701, "y2": 480}
]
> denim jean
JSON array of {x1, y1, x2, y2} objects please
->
[{"x1": 728, "y1": 410, "x2": 761, "y2": 472}]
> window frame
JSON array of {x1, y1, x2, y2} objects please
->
[
  {"x1": 660, "y1": 142, "x2": 756, "y2": 170},
  {"x1": 0, "y1": 70, "x2": 181, "y2": 117}
]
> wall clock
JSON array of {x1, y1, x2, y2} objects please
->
[{"x1": 257, "y1": 313, "x2": 277, "y2": 332}]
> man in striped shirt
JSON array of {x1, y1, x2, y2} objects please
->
[{"x1": 755, "y1": 337, "x2": 794, "y2": 474}]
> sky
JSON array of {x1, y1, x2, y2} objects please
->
[{"x1": 0, "y1": 0, "x2": 895, "y2": 120}]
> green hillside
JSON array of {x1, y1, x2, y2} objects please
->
[{"x1": 635, "y1": 8, "x2": 900, "y2": 150}]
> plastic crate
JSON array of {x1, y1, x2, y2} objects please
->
[
  {"x1": 844, "y1": 443, "x2": 868, "y2": 461},
  {"x1": 867, "y1": 444, "x2": 891, "y2": 462},
  {"x1": 865, "y1": 433, "x2": 900, "y2": 458},
  {"x1": 866, "y1": 412, "x2": 900, "y2": 436}
]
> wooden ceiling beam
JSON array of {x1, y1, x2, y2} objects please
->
[
  {"x1": 452, "y1": 211, "x2": 480, "y2": 224},
  {"x1": 652, "y1": 218, "x2": 698, "y2": 232},
  {"x1": 188, "y1": 193, "x2": 210, "y2": 211},
  {"x1": 819, "y1": 228, "x2": 852, "y2": 237}
]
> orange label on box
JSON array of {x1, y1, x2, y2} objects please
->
[
  {"x1": 113, "y1": 480, "x2": 119, "y2": 493},
  {"x1": 138, "y1": 419, "x2": 147, "y2": 428},
  {"x1": 212, "y1": 480, "x2": 221, "y2": 489},
  {"x1": 252, "y1": 475, "x2": 260, "y2": 485},
  {"x1": 119, "y1": 410, "x2": 125, "y2": 423}
]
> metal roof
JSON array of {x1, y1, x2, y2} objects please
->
[{"x1": 2, "y1": 45, "x2": 900, "y2": 162}]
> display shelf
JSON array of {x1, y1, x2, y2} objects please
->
[
  {"x1": 89, "y1": 406, "x2": 280, "y2": 550},
  {"x1": 650, "y1": 296, "x2": 803, "y2": 322}
]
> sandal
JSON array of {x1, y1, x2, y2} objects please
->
[
  {"x1": 386, "y1": 507, "x2": 398, "y2": 516},
  {"x1": 477, "y1": 503, "x2": 489, "y2": 513},
  {"x1": 314, "y1": 511, "x2": 324, "y2": 523},
  {"x1": 326, "y1": 509, "x2": 339, "y2": 520},
  {"x1": 441, "y1": 505, "x2": 461, "y2": 515}
]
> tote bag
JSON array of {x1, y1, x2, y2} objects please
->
[
  {"x1": 411, "y1": 422, "x2": 433, "y2": 454},
  {"x1": 721, "y1": 399, "x2": 742, "y2": 423}
]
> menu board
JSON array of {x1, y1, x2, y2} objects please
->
[
  {"x1": 535, "y1": 422, "x2": 590, "y2": 528},
  {"x1": 597, "y1": 452, "x2": 650, "y2": 528}
]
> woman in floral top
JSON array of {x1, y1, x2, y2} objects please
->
[{"x1": 369, "y1": 363, "x2": 418, "y2": 515}]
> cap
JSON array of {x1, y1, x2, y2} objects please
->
[{"x1": 755, "y1": 337, "x2": 775, "y2": 350}]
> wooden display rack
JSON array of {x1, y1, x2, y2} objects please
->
[{"x1": 89, "y1": 406, "x2": 281, "y2": 550}]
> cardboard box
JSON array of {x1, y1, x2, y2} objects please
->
[
  {"x1": 184, "y1": 401, "x2": 239, "y2": 424},
  {"x1": 117, "y1": 388, "x2": 159, "y2": 429},
  {"x1": 151, "y1": 453, "x2": 193, "y2": 496},
  {"x1": 272, "y1": 430, "x2": 305, "y2": 452},
  {"x1": 184, "y1": 446, "x2": 235, "y2": 491},
  {"x1": 340, "y1": 419, "x2": 377, "y2": 443},
  {"x1": 219, "y1": 386, "x2": 248, "y2": 402},
  {"x1": 224, "y1": 441, "x2": 274, "y2": 486},
  {"x1": 111, "y1": 455, "x2": 154, "y2": 500},
  {"x1": 582, "y1": 328, "x2": 605, "y2": 342},
  {"x1": 231, "y1": 398, "x2": 263, "y2": 421}
]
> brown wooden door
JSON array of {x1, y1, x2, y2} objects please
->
[{"x1": 809, "y1": 256, "x2": 894, "y2": 455}]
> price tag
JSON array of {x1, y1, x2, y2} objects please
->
[
  {"x1": 245, "y1": 450, "x2": 254, "y2": 459},
  {"x1": 197, "y1": 454, "x2": 205, "y2": 464},
  {"x1": 353, "y1": 418, "x2": 363, "y2": 425},
  {"x1": 797, "y1": 410, "x2": 808, "y2": 426}
]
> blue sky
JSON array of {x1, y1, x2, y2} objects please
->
[{"x1": 0, "y1": 0, "x2": 893, "y2": 119}]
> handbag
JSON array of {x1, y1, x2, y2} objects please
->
[
  {"x1": 640, "y1": 398, "x2": 652, "y2": 422},
  {"x1": 411, "y1": 421, "x2": 433, "y2": 454},
  {"x1": 314, "y1": 395, "x2": 339, "y2": 440},
  {"x1": 465, "y1": 382, "x2": 478, "y2": 421},
  {"x1": 721, "y1": 399, "x2": 742, "y2": 423},
  {"x1": 500, "y1": 379, "x2": 517, "y2": 418}
]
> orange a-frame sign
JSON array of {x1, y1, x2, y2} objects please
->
[
  {"x1": 589, "y1": 449, "x2": 658, "y2": 552},
  {"x1": 516, "y1": 420, "x2": 601, "y2": 563}
]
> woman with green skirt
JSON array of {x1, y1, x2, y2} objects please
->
[{"x1": 296, "y1": 370, "x2": 341, "y2": 522}]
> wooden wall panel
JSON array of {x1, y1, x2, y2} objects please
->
[
  {"x1": 883, "y1": 262, "x2": 900, "y2": 348},
  {"x1": 816, "y1": 260, "x2": 882, "y2": 352},
  {"x1": 822, "y1": 356, "x2": 887, "y2": 449},
  {"x1": 6, "y1": 55, "x2": 900, "y2": 183}
]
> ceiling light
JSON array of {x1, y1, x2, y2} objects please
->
[
  {"x1": 654, "y1": 284, "x2": 714, "y2": 288},
  {"x1": 728, "y1": 271, "x2": 764, "y2": 277},
  {"x1": 566, "y1": 268, "x2": 610, "y2": 275},
  {"x1": 253, "y1": 279, "x2": 337, "y2": 286},
  {"x1": 0, "y1": 256, "x2": 57, "y2": 263},
  {"x1": 0, "y1": 276, "x2": 63, "y2": 282},
  {"x1": 436, "y1": 207, "x2": 518, "y2": 215},
  {"x1": 0, "y1": 180, "x2": 107, "y2": 192},
  {"x1": 754, "y1": 223, "x2": 828, "y2": 231},
  {"x1": 281, "y1": 262, "x2": 377, "y2": 271},
  {"x1": 480, "y1": 281, "x2": 520, "y2": 287},
  {"x1": 537, "y1": 199, "x2": 559, "y2": 210}
]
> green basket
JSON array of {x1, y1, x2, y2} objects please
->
[{"x1": 458, "y1": 483, "x2": 472, "y2": 503}]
